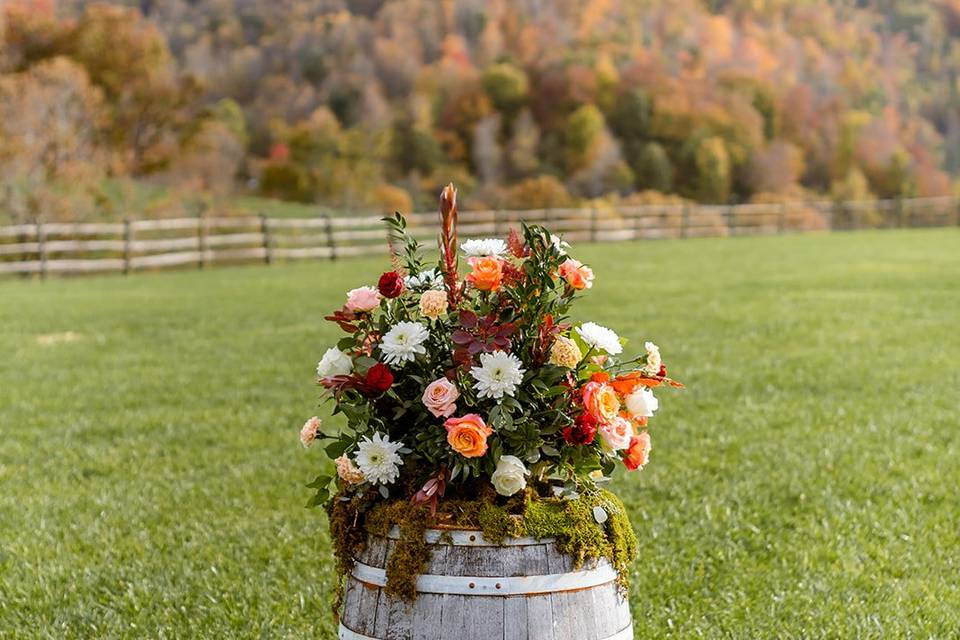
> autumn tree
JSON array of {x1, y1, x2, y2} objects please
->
[
  {"x1": 64, "y1": 4, "x2": 195, "y2": 173},
  {"x1": 0, "y1": 57, "x2": 105, "y2": 223}
]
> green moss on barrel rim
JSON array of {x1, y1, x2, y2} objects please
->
[{"x1": 327, "y1": 488, "x2": 639, "y2": 604}]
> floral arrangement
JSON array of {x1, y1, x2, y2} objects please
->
[{"x1": 300, "y1": 184, "x2": 682, "y2": 514}]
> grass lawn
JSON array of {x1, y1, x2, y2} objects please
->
[{"x1": 1, "y1": 229, "x2": 958, "y2": 639}]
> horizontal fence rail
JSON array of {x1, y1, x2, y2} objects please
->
[{"x1": 1, "y1": 197, "x2": 957, "y2": 278}]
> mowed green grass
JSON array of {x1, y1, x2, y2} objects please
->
[{"x1": 1, "y1": 229, "x2": 958, "y2": 639}]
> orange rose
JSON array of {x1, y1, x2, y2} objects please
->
[
  {"x1": 558, "y1": 258, "x2": 594, "y2": 290},
  {"x1": 466, "y1": 256, "x2": 503, "y2": 292},
  {"x1": 623, "y1": 432, "x2": 651, "y2": 471},
  {"x1": 444, "y1": 414, "x2": 494, "y2": 458},
  {"x1": 582, "y1": 381, "x2": 620, "y2": 424}
]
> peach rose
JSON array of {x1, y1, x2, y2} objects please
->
[
  {"x1": 444, "y1": 414, "x2": 493, "y2": 458},
  {"x1": 466, "y1": 256, "x2": 503, "y2": 292},
  {"x1": 623, "y1": 432, "x2": 651, "y2": 471},
  {"x1": 345, "y1": 286, "x2": 381, "y2": 312},
  {"x1": 300, "y1": 416, "x2": 321, "y2": 447},
  {"x1": 548, "y1": 335, "x2": 582, "y2": 368},
  {"x1": 559, "y1": 258, "x2": 594, "y2": 290},
  {"x1": 335, "y1": 455, "x2": 365, "y2": 484},
  {"x1": 419, "y1": 289, "x2": 448, "y2": 319},
  {"x1": 598, "y1": 416, "x2": 634, "y2": 452},
  {"x1": 422, "y1": 378, "x2": 460, "y2": 418},
  {"x1": 582, "y1": 381, "x2": 620, "y2": 424}
]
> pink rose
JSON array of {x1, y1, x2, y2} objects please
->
[
  {"x1": 345, "y1": 286, "x2": 381, "y2": 312},
  {"x1": 422, "y1": 378, "x2": 460, "y2": 418},
  {"x1": 558, "y1": 259, "x2": 594, "y2": 290},
  {"x1": 598, "y1": 416, "x2": 633, "y2": 452}
]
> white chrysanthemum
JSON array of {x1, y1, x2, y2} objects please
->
[
  {"x1": 404, "y1": 268, "x2": 443, "y2": 291},
  {"x1": 354, "y1": 432, "x2": 404, "y2": 485},
  {"x1": 470, "y1": 350, "x2": 526, "y2": 399},
  {"x1": 576, "y1": 322, "x2": 623, "y2": 355},
  {"x1": 461, "y1": 238, "x2": 507, "y2": 257},
  {"x1": 379, "y1": 321, "x2": 430, "y2": 366},
  {"x1": 316, "y1": 347, "x2": 353, "y2": 379}
]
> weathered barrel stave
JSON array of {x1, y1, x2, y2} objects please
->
[{"x1": 339, "y1": 530, "x2": 633, "y2": 640}]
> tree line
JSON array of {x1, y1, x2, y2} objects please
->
[{"x1": 2, "y1": 0, "x2": 958, "y2": 223}]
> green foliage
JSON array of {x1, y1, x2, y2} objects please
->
[
  {"x1": 481, "y1": 63, "x2": 529, "y2": 116},
  {"x1": 633, "y1": 142, "x2": 674, "y2": 193},
  {"x1": 388, "y1": 116, "x2": 443, "y2": 177},
  {"x1": 693, "y1": 136, "x2": 732, "y2": 203},
  {"x1": 564, "y1": 104, "x2": 605, "y2": 173},
  {"x1": 608, "y1": 89, "x2": 652, "y2": 147}
]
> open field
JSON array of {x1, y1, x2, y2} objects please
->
[{"x1": 2, "y1": 229, "x2": 959, "y2": 638}]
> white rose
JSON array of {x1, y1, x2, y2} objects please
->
[
  {"x1": 316, "y1": 347, "x2": 352, "y2": 379},
  {"x1": 491, "y1": 455, "x2": 529, "y2": 497},
  {"x1": 643, "y1": 341, "x2": 662, "y2": 375},
  {"x1": 625, "y1": 387, "x2": 658, "y2": 418}
]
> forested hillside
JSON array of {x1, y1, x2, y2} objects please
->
[{"x1": 2, "y1": 0, "x2": 959, "y2": 222}]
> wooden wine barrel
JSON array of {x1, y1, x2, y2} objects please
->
[{"x1": 339, "y1": 526, "x2": 633, "y2": 640}]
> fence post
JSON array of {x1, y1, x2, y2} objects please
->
[
  {"x1": 197, "y1": 209, "x2": 208, "y2": 269},
  {"x1": 895, "y1": 197, "x2": 904, "y2": 228},
  {"x1": 633, "y1": 207, "x2": 643, "y2": 240},
  {"x1": 259, "y1": 213, "x2": 272, "y2": 265},
  {"x1": 16, "y1": 228, "x2": 29, "y2": 279},
  {"x1": 122, "y1": 217, "x2": 133, "y2": 275},
  {"x1": 778, "y1": 202, "x2": 787, "y2": 234},
  {"x1": 322, "y1": 212, "x2": 337, "y2": 260},
  {"x1": 828, "y1": 201, "x2": 837, "y2": 231},
  {"x1": 680, "y1": 205, "x2": 690, "y2": 239},
  {"x1": 36, "y1": 221, "x2": 47, "y2": 280},
  {"x1": 956, "y1": 197, "x2": 960, "y2": 227},
  {"x1": 589, "y1": 208, "x2": 599, "y2": 243}
]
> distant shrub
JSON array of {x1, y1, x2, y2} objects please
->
[
  {"x1": 830, "y1": 169, "x2": 881, "y2": 228},
  {"x1": 504, "y1": 175, "x2": 575, "y2": 209},
  {"x1": 259, "y1": 162, "x2": 312, "y2": 203},
  {"x1": 621, "y1": 190, "x2": 691, "y2": 206},
  {"x1": 370, "y1": 183, "x2": 413, "y2": 215},
  {"x1": 750, "y1": 189, "x2": 828, "y2": 231}
]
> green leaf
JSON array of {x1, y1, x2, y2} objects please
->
[
  {"x1": 306, "y1": 474, "x2": 332, "y2": 489},
  {"x1": 324, "y1": 440, "x2": 349, "y2": 459},
  {"x1": 305, "y1": 493, "x2": 325, "y2": 508}
]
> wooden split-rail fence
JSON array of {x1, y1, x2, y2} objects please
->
[{"x1": 0, "y1": 196, "x2": 957, "y2": 278}]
